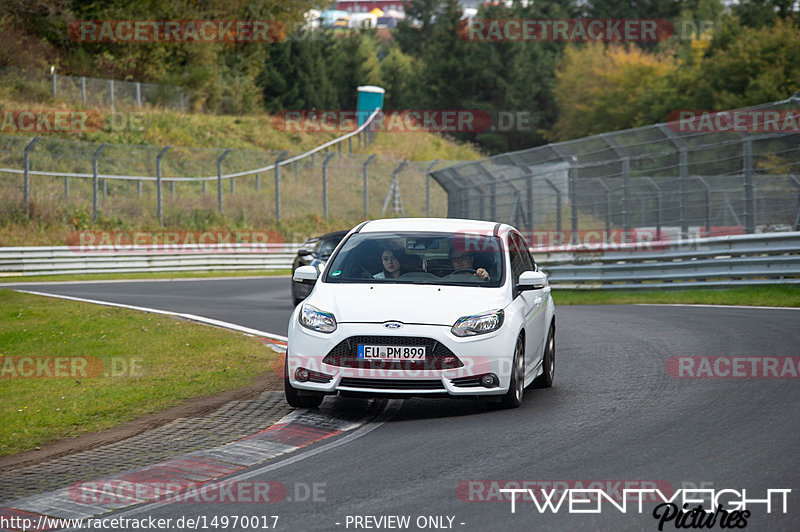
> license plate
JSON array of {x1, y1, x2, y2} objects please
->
[{"x1": 357, "y1": 345, "x2": 426, "y2": 361}]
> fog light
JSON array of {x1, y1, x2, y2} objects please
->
[
  {"x1": 481, "y1": 373, "x2": 498, "y2": 387},
  {"x1": 295, "y1": 368, "x2": 309, "y2": 382}
]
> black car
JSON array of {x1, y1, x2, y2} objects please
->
[{"x1": 291, "y1": 230, "x2": 348, "y2": 306}]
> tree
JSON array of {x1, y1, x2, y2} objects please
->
[{"x1": 551, "y1": 43, "x2": 678, "y2": 140}]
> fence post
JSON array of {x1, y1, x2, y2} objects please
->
[
  {"x1": 136, "y1": 82, "x2": 142, "y2": 109},
  {"x1": 363, "y1": 154, "x2": 377, "y2": 217},
  {"x1": 64, "y1": 177, "x2": 69, "y2": 199},
  {"x1": 103, "y1": 178, "x2": 107, "y2": 200},
  {"x1": 789, "y1": 175, "x2": 800, "y2": 231},
  {"x1": 338, "y1": 141, "x2": 342, "y2": 158},
  {"x1": 81, "y1": 77, "x2": 86, "y2": 106},
  {"x1": 692, "y1": 176, "x2": 711, "y2": 237},
  {"x1": 51, "y1": 73, "x2": 56, "y2": 99},
  {"x1": 382, "y1": 161, "x2": 408, "y2": 216},
  {"x1": 592, "y1": 178, "x2": 611, "y2": 240},
  {"x1": 138, "y1": 180, "x2": 142, "y2": 197},
  {"x1": 156, "y1": 146, "x2": 170, "y2": 226},
  {"x1": 322, "y1": 152, "x2": 336, "y2": 219},
  {"x1": 743, "y1": 138, "x2": 755, "y2": 234},
  {"x1": 230, "y1": 175, "x2": 235, "y2": 194},
  {"x1": 274, "y1": 151, "x2": 288, "y2": 221},
  {"x1": 348, "y1": 136, "x2": 352, "y2": 154},
  {"x1": 92, "y1": 143, "x2": 107, "y2": 222},
  {"x1": 642, "y1": 177, "x2": 662, "y2": 241},
  {"x1": 621, "y1": 157, "x2": 630, "y2": 235},
  {"x1": 109, "y1": 79, "x2": 115, "y2": 112},
  {"x1": 23, "y1": 137, "x2": 40, "y2": 218},
  {"x1": 217, "y1": 148, "x2": 232, "y2": 212},
  {"x1": 544, "y1": 178, "x2": 562, "y2": 234},
  {"x1": 425, "y1": 160, "x2": 439, "y2": 217}
]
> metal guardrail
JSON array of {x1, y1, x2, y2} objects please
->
[
  {"x1": 2, "y1": 234, "x2": 799, "y2": 289},
  {"x1": 535, "y1": 232, "x2": 800, "y2": 289},
  {"x1": 0, "y1": 244, "x2": 303, "y2": 277}
]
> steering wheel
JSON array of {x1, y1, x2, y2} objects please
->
[{"x1": 451, "y1": 268, "x2": 476, "y2": 275}]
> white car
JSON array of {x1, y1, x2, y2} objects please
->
[{"x1": 285, "y1": 218, "x2": 556, "y2": 409}]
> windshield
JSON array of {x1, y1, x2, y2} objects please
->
[
  {"x1": 324, "y1": 231, "x2": 505, "y2": 287},
  {"x1": 317, "y1": 235, "x2": 344, "y2": 259}
]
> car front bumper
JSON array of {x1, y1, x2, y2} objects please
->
[{"x1": 286, "y1": 318, "x2": 517, "y2": 397}]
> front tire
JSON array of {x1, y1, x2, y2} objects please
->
[
  {"x1": 496, "y1": 335, "x2": 525, "y2": 409},
  {"x1": 532, "y1": 323, "x2": 555, "y2": 389},
  {"x1": 284, "y1": 358, "x2": 324, "y2": 408}
]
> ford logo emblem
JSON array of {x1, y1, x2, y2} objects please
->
[{"x1": 383, "y1": 322, "x2": 403, "y2": 329}]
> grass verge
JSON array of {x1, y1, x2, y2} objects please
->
[
  {"x1": 551, "y1": 285, "x2": 800, "y2": 307},
  {"x1": 0, "y1": 289, "x2": 281, "y2": 457},
  {"x1": 0, "y1": 269, "x2": 290, "y2": 284}
]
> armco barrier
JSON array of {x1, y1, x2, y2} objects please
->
[
  {"x1": 0, "y1": 244, "x2": 303, "y2": 277},
  {"x1": 535, "y1": 232, "x2": 800, "y2": 289},
  {"x1": 2, "y1": 234, "x2": 799, "y2": 288}
]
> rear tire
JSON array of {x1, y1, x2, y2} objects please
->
[
  {"x1": 284, "y1": 358, "x2": 324, "y2": 408},
  {"x1": 532, "y1": 324, "x2": 555, "y2": 389}
]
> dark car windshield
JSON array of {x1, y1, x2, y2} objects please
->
[
  {"x1": 318, "y1": 235, "x2": 344, "y2": 259},
  {"x1": 324, "y1": 231, "x2": 505, "y2": 287}
]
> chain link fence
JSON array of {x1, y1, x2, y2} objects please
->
[
  {"x1": 0, "y1": 67, "x2": 187, "y2": 112},
  {"x1": 0, "y1": 130, "x2": 452, "y2": 235},
  {"x1": 432, "y1": 96, "x2": 800, "y2": 244}
]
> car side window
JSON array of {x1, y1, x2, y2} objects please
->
[
  {"x1": 507, "y1": 235, "x2": 527, "y2": 287},
  {"x1": 513, "y1": 233, "x2": 537, "y2": 272}
]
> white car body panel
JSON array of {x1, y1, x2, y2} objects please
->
[{"x1": 285, "y1": 218, "x2": 556, "y2": 400}]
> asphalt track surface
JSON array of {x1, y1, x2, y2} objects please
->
[{"x1": 8, "y1": 278, "x2": 799, "y2": 531}]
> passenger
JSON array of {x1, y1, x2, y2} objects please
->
[{"x1": 373, "y1": 247, "x2": 403, "y2": 279}]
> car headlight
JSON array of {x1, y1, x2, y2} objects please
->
[
  {"x1": 451, "y1": 309, "x2": 504, "y2": 337},
  {"x1": 299, "y1": 303, "x2": 337, "y2": 333}
]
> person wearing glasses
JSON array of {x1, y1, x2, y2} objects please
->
[{"x1": 449, "y1": 249, "x2": 490, "y2": 281}]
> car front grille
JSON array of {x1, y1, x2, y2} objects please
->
[
  {"x1": 322, "y1": 336, "x2": 463, "y2": 370},
  {"x1": 338, "y1": 377, "x2": 446, "y2": 390}
]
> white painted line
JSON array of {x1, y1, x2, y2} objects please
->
[
  {"x1": 15, "y1": 289, "x2": 289, "y2": 342},
  {"x1": 0, "y1": 275, "x2": 290, "y2": 287},
  {"x1": 635, "y1": 303, "x2": 800, "y2": 311}
]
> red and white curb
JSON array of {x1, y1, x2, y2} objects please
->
[
  {"x1": 1, "y1": 290, "x2": 393, "y2": 530},
  {"x1": 0, "y1": 405, "x2": 393, "y2": 529}
]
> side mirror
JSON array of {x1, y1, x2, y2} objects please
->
[
  {"x1": 293, "y1": 265, "x2": 319, "y2": 285},
  {"x1": 298, "y1": 248, "x2": 314, "y2": 257},
  {"x1": 517, "y1": 270, "x2": 547, "y2": 291}
]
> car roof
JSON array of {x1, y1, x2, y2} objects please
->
[
  {"x1": 319, "y1": 230, "x2": 349, "y2": 240},
  {"x1": 358, "y1": 218, "x2": 510, "y2": 235}
]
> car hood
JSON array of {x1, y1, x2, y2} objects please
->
[{"x1": 308, "y1": 282, "x2": 509, "y2": 325}]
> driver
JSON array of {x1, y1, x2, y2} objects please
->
[{"x1": 449, "y1": 249, "x2": 490, "y2": 280}]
